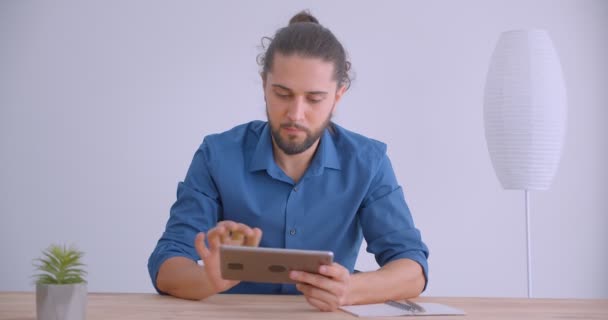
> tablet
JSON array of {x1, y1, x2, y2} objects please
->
[{"x1": 219, "y1": 245, "x2": 334, "y2": 284}]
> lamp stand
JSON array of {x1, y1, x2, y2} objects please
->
[{"x1": 525, "y1": 189, "x2": 532, "y2": 298}]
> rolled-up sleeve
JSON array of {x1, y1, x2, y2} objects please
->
[
  {"x1": 358, "y1": 154, "x2": 429, "y2": 290},
  {"x1": 147, "y1": 139, "x2": 222, "y2": 293}
]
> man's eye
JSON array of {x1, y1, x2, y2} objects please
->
[
  {"x1": 308, "y1": 98, "x2": 322, "y2": 104},
  {"x1": 275, "y1": 92, "x2": 291, "y2": 98}
]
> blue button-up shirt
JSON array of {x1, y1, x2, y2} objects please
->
[{"x1": 148, "y1": 121, "x2": 429, "y2": 294}]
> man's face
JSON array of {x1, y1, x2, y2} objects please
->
[{"x1": 263, "y1": 53, "x2": 345, "y2": 155}]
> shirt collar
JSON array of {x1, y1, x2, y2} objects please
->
[{"x1": 248, "y1": 122, "x2": 342, "y2": 174}]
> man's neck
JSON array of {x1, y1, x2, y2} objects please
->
[{"x1": 272, "y1": 139, "x2": 320, "y2": 184}]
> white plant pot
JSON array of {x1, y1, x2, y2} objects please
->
[{"x1": 36, "y1": 283, "x2": 87, "y2": 320}]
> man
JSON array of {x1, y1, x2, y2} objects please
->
[{"x1": 148, "y1": 11, "x2": 429, "y2": 312}]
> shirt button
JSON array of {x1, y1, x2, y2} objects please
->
[
  {"x1": 290, "y1": 229, "x2": 296, "y2": 235},
  {"x1": 293, "y1": 187, "x2": 298, "y2": 192}
]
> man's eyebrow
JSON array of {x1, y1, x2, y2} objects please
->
[{"x1": 271, "y1": 84, "x2": 328, "y2": 95}]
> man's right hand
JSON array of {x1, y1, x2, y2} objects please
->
[{"x1": 194, "y1": 221, "x2": 262, "y2": 294}]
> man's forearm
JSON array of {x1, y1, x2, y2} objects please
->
[
  {"x1": 156, "y1": 256, "x2": 217, "y2": 300},
  {"x1": 347, "y1": 258, "x2": 426, "y2": 305}
]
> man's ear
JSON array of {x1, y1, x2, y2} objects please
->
[
  {"x1": 261, "y1": 74, "x2": 268, "y2": 102},
  {"x1": 331, "y1": 85, "x2": 347, "y2": 116},
  {"x1": 334, "y1": 85, "x2": 347, "y2": 104}
]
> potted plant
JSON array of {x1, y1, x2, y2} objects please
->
[{"x1": 33, "y1": 244, "x2": 87, "y2": 320}]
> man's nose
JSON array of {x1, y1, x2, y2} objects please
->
[{"x1": 286, "y1": 97, "x2": 306, "y2": 121}]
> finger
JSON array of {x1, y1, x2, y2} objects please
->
[
  {"x1": 221, "y1": 232, "x2": 232, "y2": 244},
  {"x1": 216, "y1": 220, "x2": 238, "y2": 230},
  {"x1": 213, "y1": 223, "x2": 233, "y2": 244},
  {"x1": 194, "y1": 232, "x2": 210, "y2": 259},
  {"x1": 207, "y1": 226, "x2": 226, "y2": 251},
  {"x1": 215, "y1": 222, "x2": 244, "y2": 244},
  {"x1": 296, "y1": 283, "x2": 317, "y2": 297},
  {"x1": 220, "y1": 222, "x2": 255, "y2": 245},
  {"x1": 244, "y1": 227, "x2": 262, "y2": 246},
  {"x1": 220, "y1": 220, "x2": 250, "y2": 236},
  {"x1": 207, "y1": 225, "x2": 226, "y2": 240},
  {"x1": 297, "y1": 283, "x2": 336, "y2": 303},
  {"x1": 291, "y1": 270, "x2": 345, "y2": 297},
  {"x1": 215, "y1": 221, "x2": 260, "y2": 246},
  {"x1": 230, "y1": 223, "x2": 254, "y2": 245},
  {"x1": 318, "y1": 263, "x2": 349, "y2": 281},
  {"x1": 230, "y1": 230, "x2": 245, "y2": 243},
  {"x1": 234, "y1": 223, "x2": 254, "y2": 237},
  {"x1": 305, "y1": 295, "x2": 334, "y2": 312},
  {"x1": 290, "y1": 271, "x2": 329, "y2": 290},
  {"x1": 212, "y1": 222, "x2": 233, "y2": 244}
]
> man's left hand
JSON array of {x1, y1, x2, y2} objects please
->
[{"x1": 289, "y1": 263, "x2": 352, "y2": 312}]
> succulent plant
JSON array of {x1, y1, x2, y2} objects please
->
[{"x1": 33, "y1": 244, "x2": 87, "y2": 285}]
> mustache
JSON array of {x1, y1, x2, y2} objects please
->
[{"x1": 280, "y1": 123, "x2": 309, "y2": 131}]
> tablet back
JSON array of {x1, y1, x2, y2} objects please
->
[{"x1": 219, "y1": 245, "x2": 334, "y2": 283}]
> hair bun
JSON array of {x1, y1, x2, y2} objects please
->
[{"x1": 288, "y1": 10, "x2": 319, "y2": 25}]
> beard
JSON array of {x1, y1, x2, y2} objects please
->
[{"x1": 267, "y1": 108, "x2": 333, "y2": 156}]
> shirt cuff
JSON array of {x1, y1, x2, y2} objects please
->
[
  {"x1": 147, "y1": 243, "x2": 197, "y2": 294},
  {"x1": 384, "y1": 251, "x2": 429, "y2": 293}
]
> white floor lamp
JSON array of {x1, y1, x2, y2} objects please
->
[{"x1": 483, "y1": 30, "x2": 567, "y2": 298}]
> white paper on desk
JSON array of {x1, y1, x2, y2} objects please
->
[{"x1": 340, "y1": 302, "x2": 465, "y2": 317}]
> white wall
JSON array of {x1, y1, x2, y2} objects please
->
[{"x1": 1, "y1": 0, "x2": 606, "y2": 298}]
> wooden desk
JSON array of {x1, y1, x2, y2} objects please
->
[{"x1": 1, "y1": 292, "x2": 606, "y2": 320}]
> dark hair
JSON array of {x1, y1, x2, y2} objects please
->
[{"x1": 258, "y1": 10, "x2": 352, "y2": 90}]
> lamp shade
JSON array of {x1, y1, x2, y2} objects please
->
[{"x1": 483, "y1": 30, "x2": 567, "y2": 190}]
